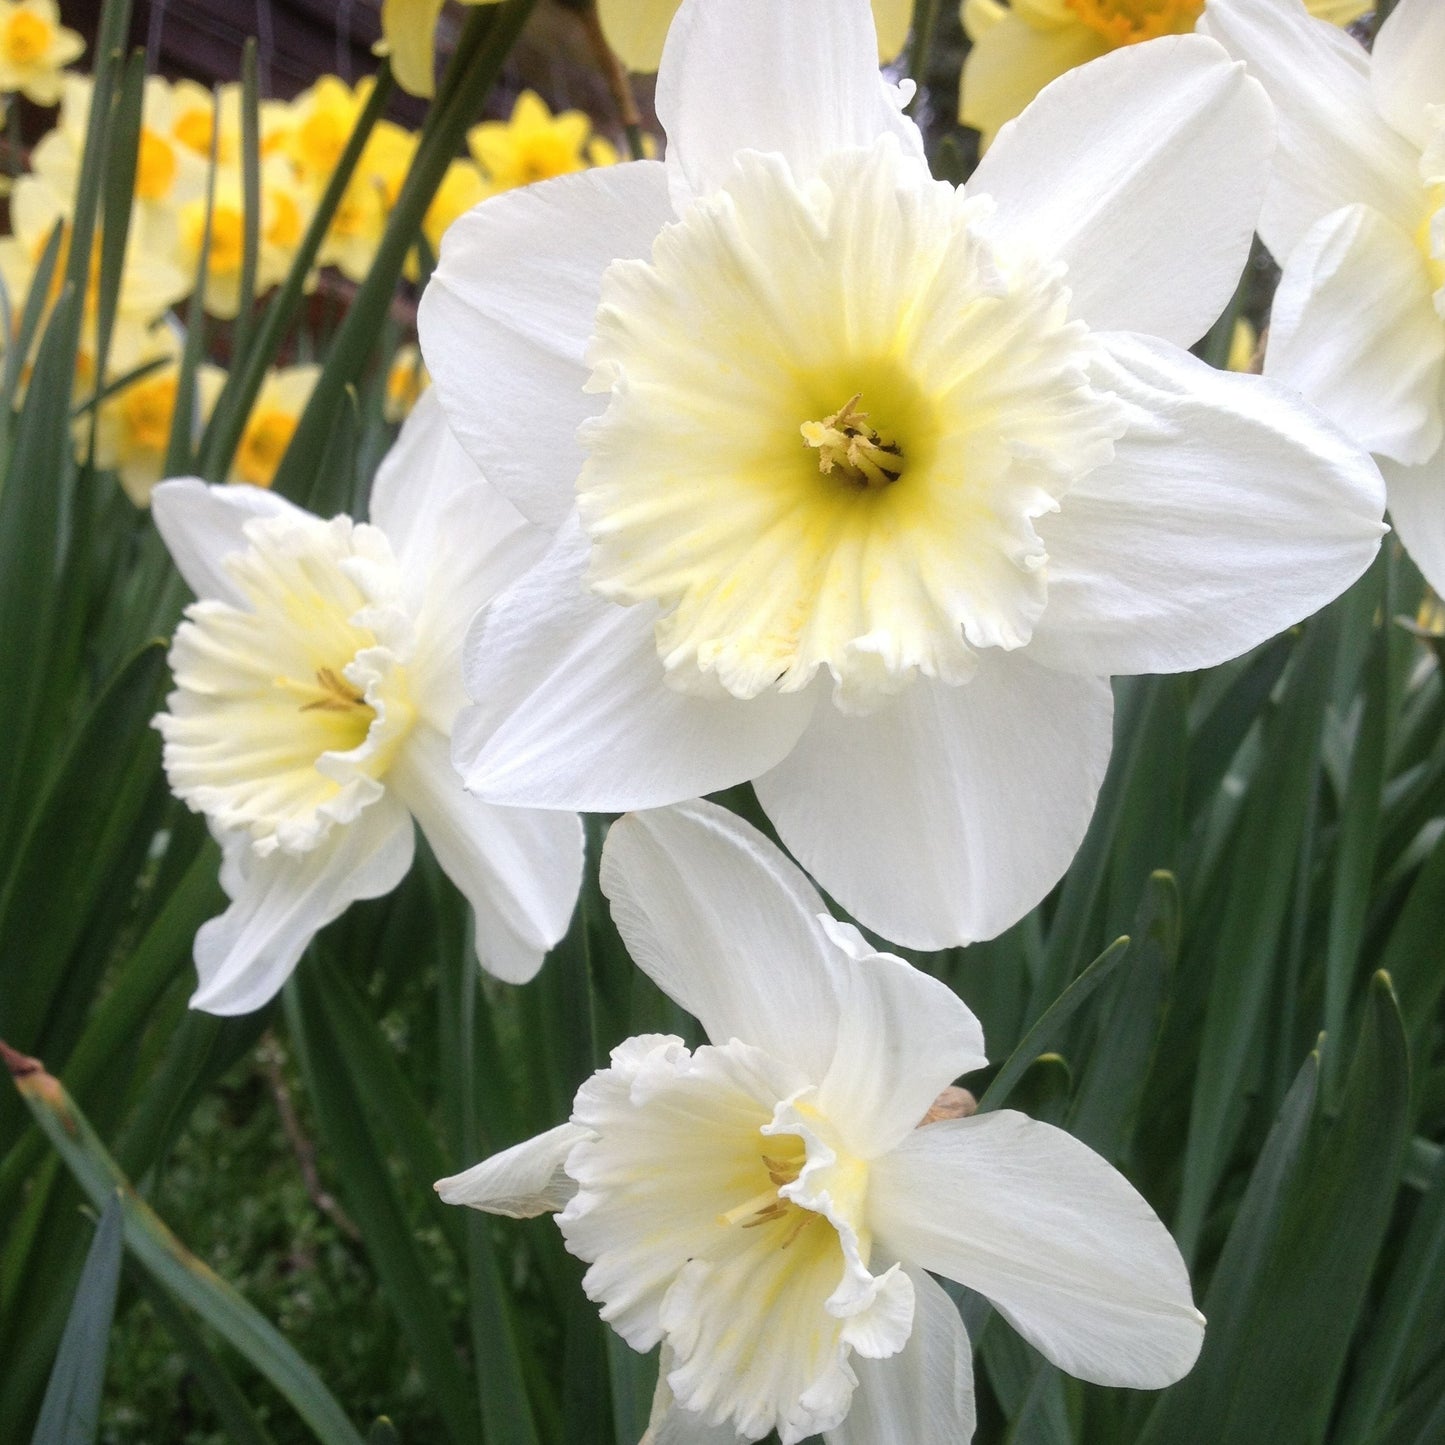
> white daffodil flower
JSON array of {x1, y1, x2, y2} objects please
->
[
  {"x1": 151, "y1": 392, "x2": 585, "y2": 1015},
  {"x1": 438, "y1": 800, "x2": 1204, "y2": 1444},
  {"x1": 420, "y1": 0, "x2": 1386, "y2": 951},
  {"x1": 1200, "y1": 0, "x2": 1445, "y2": 595}
]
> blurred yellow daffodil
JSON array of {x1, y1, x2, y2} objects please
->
[
  {"x1": 169, "y1": 79, "x2": 292, "y2": 168},
  {"x1": 286, "y1": 75, "x2": 374, "y2": 187},
  {"x1": 175, "y1": 160, "x2": 312, "y2": 318},
  {"x1": 468, "y1": 90, "x2": 616, "y2": 194},
  {"x1": 960, "y1": 0, "x2": 1370, "y2": 147},
  {"x1": 31, "y1": 76, "x2": 209, "y2": 224},
  {"x1": 378, "y1": 0, "x2": 503, "y2": 99},
  {"x1": 230, "y1": 364, "x2": 320, "y2": 488},
  {"x1": 409, "y1": 156, "x2": 488, "y2": 281},
  {"x1": 0, "y1": 174, "x2": 189, "y2": 365},
  {"x1": 94, "y1": 327, "x2": 227, "y2": 506},
  {"x1": 597, "y1": 0, "x2": 914, "y2": 72},
  {"x1": 384, "y1": 342, "x2": 430, "y2": 422},
  {"x1": 0, "y1": 0, "x2": 82, "y2": 106}
]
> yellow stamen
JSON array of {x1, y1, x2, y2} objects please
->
[
  {"x1": 275, "y1": 666, "x2": 371, "y2": 715},
  {"x1": 801, "y1": 393, "x2": 904, "y2": 490}
]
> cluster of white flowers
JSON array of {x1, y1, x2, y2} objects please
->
[{"x1": 146, "y1": 0, "x2": 1441, "y2": 1438}]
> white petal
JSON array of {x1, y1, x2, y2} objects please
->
[
  {"x1": 151, "y1": 477, "x2": 301, "y2": 605},
  {"x1": 1371, "y1": 0, "x2": 1445, "y2": 149},
  {"x1": 1382, "y1": 453, "x2": 1445, "y2": 598},
  {"x1": 642, "y1": 1353, "x2": 745, "y2": 1445},
  {"x1": 368, "y1": 390, "x2": 538, "y2": 582},
  {"x1": 754, "y1": 659, "x2": 1114, "y2": 950},
  {"x1": 418, "y1": 161, "x2": 673, "y2": 528},
  {"x1": 599, "y1": 800, "x2": 845, "y2": 1080},
  {"x1": 453, "y1": 515, "x2": 816, "y2": 811},
  {"x1": 1028, "y1": 331, "x2": 1387, "y2": 676},
  {"x1": 870, "y1": 1111, "x2": 1204, "y2": 1389},
  {"x1": 814, "y1": 917, "x2": 988, "y2": 1160},
  {"x1": 435, "y1": 1122, "x2": 588, "y2": 1217},
  {"x1": 825, "y1": 1269, "x2": 975, "y2": 1445},
  {"x1": 391, "y1": 725, "x2": 583, "y2": 984},
  {"x1": 190, "y1": 799, "x2": 415, "y2": 1015},
  {"x1": 969, "y1": 33, "x2": 1273, "y2": 348},
  {"x1": 368, "y1": 390, "x2": 548, "y2": 724},
  {"x1": 1198, "y1": 0, "x2": 1420, "y2": 255},
  {"x1": 1265, "y1": 205, "x2": 1445, "y2": 467},
  {"x1": 656, "y1": 0, "x2": 923, "y2": 204}
]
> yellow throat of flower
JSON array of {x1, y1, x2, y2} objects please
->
[
  {"x1": 580, "y1": 141, "x2": 1124, "y2": 711},
  {"x1": 1064, "y1": 0, "x2": 1203, "y2": 46},
  {"x1": 3, "y1": 11, "x2": 54, "y2": 64},
  {"x1": 157, "y1": 512, "x2": 415, "y2": 857},
  {"x1": 236, "y1": 408, "x2": 299, "y2": 488},
  {"x1": 801, "y1": 394, "x2": 906, "y2": 491}
]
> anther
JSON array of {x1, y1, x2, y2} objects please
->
[{"x1": 801, "y1": 393, "x2": 904, "y2": 490}]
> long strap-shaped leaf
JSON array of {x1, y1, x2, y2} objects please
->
[
  {"x1": 29, "y1": 1193, "x2": 123, "y2": 1445},
  {"x1": 4, "y1": 1043, "x2": 366, "y2": 1445}
]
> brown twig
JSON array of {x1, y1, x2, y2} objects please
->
[
  {"x1": 577, "y1": 1, "x2": 643, "y2": 140},
  {"x1": 257, "y1": 1032, "x2": 361, "y2": 1242}
]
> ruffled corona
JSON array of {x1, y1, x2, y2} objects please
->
[
  {"x1": 579, "y1": 138, "x2": 1126, "y2": 711},
  {"x1": 157, "y1": 510, "x2": 417, "y2": 857},
  {"x1": 560, "y1": 1034, "x2": 914, "y2": 1443}
]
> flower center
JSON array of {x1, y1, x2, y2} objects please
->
[
  {"x1": 3, "y1": 11, "x2": 54, "y2": 64},
  {"x1": 156, "y1": 512, "x2": 415, "y2": 856},
  {"x1": 135, "y1": 127, "x2": 178, "y2": 201},
  {"x1": 120, "y1": 372, "x2": 180, "y2": 453},
  {"x1": 801, "y1": 393, "x2": 905, "y2": 490},
  {"x1": 560, "y1": 1038, "x2": 911, "y2": 1444},
  {"x1": 581, "y1": 139, "x2": 1124, "y2": 710},
  {"x1": 717, "y1": 1135, "x2": 827, "y2": 1249},
  {"x1": 236, "y1": 408, "x2": 299, "y2": 488},
  {"x1": 1064, "y1": 0, "x2": 1203, "y2": 46}
]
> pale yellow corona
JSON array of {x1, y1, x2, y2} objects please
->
[{"x1": 579, "y1": 138, "x2": 1125, "y2": 710}]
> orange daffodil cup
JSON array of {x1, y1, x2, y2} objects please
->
[
  {"x1": 150, "y1": 394, "x2": 584, "y2": 1015},
  {"x1": 420, "y1": 0, "x2": 1385, "y2": 953},
  {"x1": 438, "y1": 800, "x2": 1205, "y2": 1444},
  {"x1": 1200, "y1": 0, "x2": 1445, "y2": 597}
]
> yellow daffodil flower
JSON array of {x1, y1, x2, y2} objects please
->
[
  {"x1": 169, "y1": 78, "x2": 292, "y2": 168},
  {"x1": 94, "y1": 328, "x2": 226, "y2": 506},
  {"x1": 229, "y1": 364, "x2": 320, "y2": 488},
  {"x1": 597, "y1": 0, "x2": 915, "y2": 72},
  {"x1": 467, "y1": 90, "x2": 616, "y2": 194},
  {"x1": 384, "y1": 343, "x2": 430, "y2": 422},
  {"x1": 1226, "y1": 317, "x2": 1259, "y2": 374},
  {"x1": 0, "y1": 175, "x2": 189, "y2": 400},
  {"x1": 0, "y1": 0, "x2": 82, "y2": 106},
  {"x1": 960, "y1": 0, "x2": 1370, "y2": 147},
  {"x1": 175, "y1": 160, "x2": 312, "y2": 318},
  {"x1": 286, "y1": 75, "x2": 373, "y2": 187},
  {"x1": 31, "y1": 76, "x2": 209, "y2": 225},
  {"x1": 377, "y1": 0, "x2": 503, "y2": 98}
]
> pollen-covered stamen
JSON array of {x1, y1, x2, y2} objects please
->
[
  {"x1": 801, "y1": 393, "x2": 904, "y2": 490},
  {"x1": 289, "y1": 665, "x2": 370, "y2": 715},
  {"x1": 718, "y1": 1143, "x2": 821, "y2": 1248}
]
